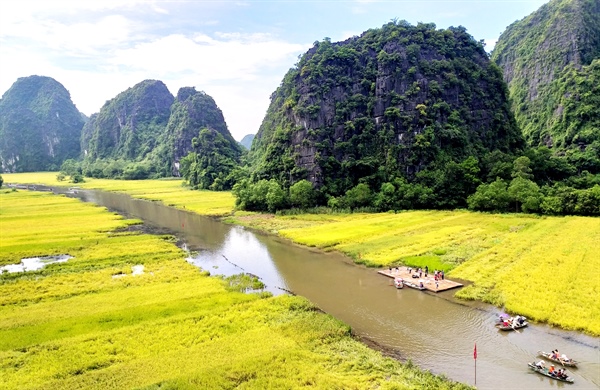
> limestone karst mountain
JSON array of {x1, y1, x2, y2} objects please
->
[{"x1": 0, "y1": 75, "x2": 84, "y2": 172}]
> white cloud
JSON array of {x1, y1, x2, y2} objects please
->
[
  {"x1": 0, "y1": 0, "x2": 310, "y2": 140},
  {"x1": 109, "y1": 33, "x2": 307, "y2": 83},
  {"x1": 484, "y1": 38, "x2": 498, "y2": 53}
]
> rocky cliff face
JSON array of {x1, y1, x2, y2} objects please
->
[
  {"x1": 81, "y1": 79, "x2": 174, "y2": 161},
  {"x1": 0, "y1": 75, "x2": 84, "y2": 172},
  {"x1": 252, "y1": 21, "x2": 521, "y2": 193},
  {"x1": 492, "y1": 0, "x2": 600, "y2": 148},
  {"x1": 163, "y1": 87, "x2": 240, "y2": 175}
]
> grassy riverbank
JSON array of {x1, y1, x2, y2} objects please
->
[
  {"x1": 0, "y1": 189, "x2": 470, "y2": 389},
  {"x1": 3, "y1": 172, "x2": 599, "y2": 335}
]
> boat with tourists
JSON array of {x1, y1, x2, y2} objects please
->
[
  {"x1": 495, "y1": 315, "x2": 528, "y2": 331},
  {"x1": 528, "y1": 362, "x2": 574, "y2": 383},
  {"x1": 538, "y1": 350, "x2": 578, "y2": 367},
  {"x1": 393, "y1": 277, "x2": 404, "y2": 289}
]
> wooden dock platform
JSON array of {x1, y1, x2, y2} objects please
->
[{"x1": 378, "y1": 267, "x2": 463, "y2": 293}]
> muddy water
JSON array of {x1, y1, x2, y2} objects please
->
[{"x1": 66, "y1": 189, "x2": 599, "y2": 389}]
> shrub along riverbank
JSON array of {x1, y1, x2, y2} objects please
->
[
  {"x1": 3, "y1": 172, "x2": 599, "y2": 336},
  {"x1": 0, "y1": 189, "x2": 470, "y2": 389}
]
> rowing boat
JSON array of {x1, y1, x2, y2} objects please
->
[
  {"x1": 538, "y1": 351, "x2": 578, "y2": 367},
  {"x1": 394, "y1": 278, "x2": 404, "y2": 289},
  {"x1": 528, "y1": 363, "x2": 574, "y2": 383},
  {"x1": 495, "y1": 320, "x2": 528, "y2": 331}
]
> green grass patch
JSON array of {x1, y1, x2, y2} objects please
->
[{"x1": 400, "y1": 255, "x2": 453, "y2": 273}]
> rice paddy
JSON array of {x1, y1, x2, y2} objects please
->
[
  {"x1": 0, "y1": 189, "x2": 470, "y2": 389},
  {"x1": 2, "y1": 172, "x2": 235, "y2": 216},
  {"x1": 3, "y1": 172, "x2": 598, "y2": 335},
  {"x1": 237, "y1": 211, "x2": 600, "y2": 335}
]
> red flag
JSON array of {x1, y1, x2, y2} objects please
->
[{"x1": 474, "y1": 343, "x2": 477, "y2": 360}]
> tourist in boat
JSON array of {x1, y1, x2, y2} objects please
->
[
  {"x1": 560, "y1": 353, "x2": 570, "y2": 362},
  {"x1": 535, "y1": 360, "x2": 545, "y2": 369},
  {"x1": 548, "y1": 365, "x2": 555, "y2": 375}
]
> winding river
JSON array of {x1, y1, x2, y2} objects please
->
[{"x1": 55, "y1": 188, "x2": 600, "y2": 389}]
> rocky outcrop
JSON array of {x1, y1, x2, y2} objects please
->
[
  {"x1": 81, "y1": 79, "x2": 174, "y2": 161},
  {"x1": 492, "y1": 0, "x2": 600, "y2": 148},
  {"x1": 164, "y1": 87, "x2": 240, "y2": 175},
  {"x1": 252, "y1": 21, "x2": 521, "y2": 192},
  {"x1": 0, "y1": 75, "x2": 84, "y2": 172}
]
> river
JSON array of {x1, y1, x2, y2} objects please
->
[{"x1": 54, "y1": 188, "x2": 600, "y2": 389}]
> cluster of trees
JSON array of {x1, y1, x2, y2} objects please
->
[
  {"x1": 233, "y1": 179, "x2": 317, "y2": 212},
  {"x1": 233, "y1": 146, "x2": 599, "y2": 216},
  {"x1": 179, "y1": 128, "x2": 242, "y2": 190},
  {"x1": 467, "y1": 156, "x2": 600, "y2": 215},
  {"x1": 57, "y1": 158, "x2": 159, "y2": 181}
]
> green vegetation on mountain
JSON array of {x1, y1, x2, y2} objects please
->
[
  {"x1": 491, "y1": 0, "x2": 600, "y2": 156},
  {"x1": 81, "y1": 80, "x2": 174, "y2": 164},
  {"x1": 0, "y1": 76, "x2": 84, "y2": 172},
  {"x1": 78, "y1": 84, "x2": 241, "y2": 183},
  {"x1": 159, "y1": 87, "x2": 242, "y2": 182},
  {"x1": 246, "y1": 21, "x2": 522, "y2": 210}
]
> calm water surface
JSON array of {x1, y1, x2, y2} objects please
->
[{"x1": 61, "y1": 189, "x2": 600, "y2": 389}]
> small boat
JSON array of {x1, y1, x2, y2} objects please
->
[
  {"x1": 528, "y1": 363, "x2": 574, "y2": 383},
  {"x1": 394, "y1": 278, "x2": 403, "y2": 289},
  {"x1": 495, "y1": 315, "x2": 528, "y2": 331},
  {"x1": 538, "y1": 351, "x2": 578, "y2": 367}
]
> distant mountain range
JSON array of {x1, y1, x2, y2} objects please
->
[
  {"x1": 239, "y1": 134, "x2": 255, "y2": 150},
  {"x1": 1, "y1": 0, "x2": 597, "y2": 202}
]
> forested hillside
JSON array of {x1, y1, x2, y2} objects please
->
[
  {"x1": 76, "y1": 82, "x2": 241, "y2": 182},
  {"x1": 492, "y1": 0, "x2": 600, "y2": 162},
  {"x1": 160, "y1": 87, "x2": 242, "y2": 189},
  {"x1": 0, "y1": 76, "x2": 84, "y2": 172},
  {"x1": 248, "y1": 21, "x2": 522, "y2": 210},
  {"x1": 81, "y1": 80, "x2": 174, "y2": 162}
]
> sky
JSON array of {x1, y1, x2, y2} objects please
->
[{"x1": 0, "y1": 0, "x2": 548, "y2": 142}]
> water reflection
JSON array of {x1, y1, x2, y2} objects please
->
[
  {"x1": 186, "y1": 227, "x2": 289, "y2": 295},
  {"x1": 0, "y1": 255, "x2": 72, "y2": 273}
]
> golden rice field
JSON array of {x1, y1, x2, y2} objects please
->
[
  {"x1": 2, "y1": 172, "x2": 235, "y2": 216},
  {"x1": 0, "y1": 190, "x2": 469, "y2": 389},
  {"x1": 235, "y1": 211, "x2": 600, "y2": 335},
  {"x1": 4, "y1": 173, "x2": 598, "y2": 335}
]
